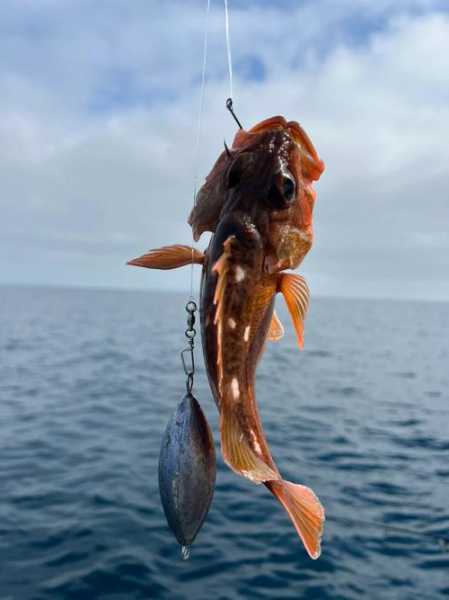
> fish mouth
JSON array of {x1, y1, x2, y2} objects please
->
[
  {"x1": 246, "y1": 115, "x2": 289, "y2": 135},
  {"x1": 188, "y1": 115, "x2": 324, "y2": 242},
  {"x1": 243, "y1": 116, "x2": 325, "y2": 183}
]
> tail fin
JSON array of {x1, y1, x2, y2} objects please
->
[{"x1": 268, "y1": 480, "x2": 325, "y2": 559}]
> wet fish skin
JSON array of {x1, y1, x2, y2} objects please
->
[
  {"x1": 158, "y1": 392, "x2": 216, "y2": 547},
  {"x1": 128, "y1": 115, "x2": 325, "y2": 559},
  {"x1": 196, "y1": 117, "x2": 326, "y2": 559}
]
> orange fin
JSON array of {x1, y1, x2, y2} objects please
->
[
  {"x1": 212, "y1": 236, "x2": 235, "y2": 396},
  {"x1": 127, "y1": 245, "x2": 204, "y2": 270},
  {"x1": 267, "y1": 310, "x2": 284, "y2": 342},
  {"x1": 220, "y1": 408, "x2": 279, "y2": 483},
  {"x1": 279, "y1": 273, "x2": 310, "y2": 349},
  {"x1": 270, "y1": 480, "x2": 325, "y2": 559}
]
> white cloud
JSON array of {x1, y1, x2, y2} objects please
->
[{"x1": 1, "y1": 1, "x2": 448, "y2": 299}]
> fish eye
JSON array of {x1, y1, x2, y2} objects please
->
[{"x1": 282, "y1": 175, "x2": 295, "y2": 201}]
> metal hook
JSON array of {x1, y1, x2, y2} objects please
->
[
  {"x1": 223, "y1": 140, "x2": 232, "y2": 158},
  {"x1": 226, "y1": 98, "x2": 243, "y2": 130}
]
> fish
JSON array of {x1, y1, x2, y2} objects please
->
[
  {"x1": 158, "y1": 392, "x2": 216, "y2": 556},
  {"x1": 128, "y1": 115, "x2": 325, "y2": 559}
]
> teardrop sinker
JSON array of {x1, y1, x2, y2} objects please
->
[{"x1": 158, "y1": 393, "x2": 216, "y2": 549}]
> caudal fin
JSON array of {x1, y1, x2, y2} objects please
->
[{"x1": 268, "y1": 479, "x2": 325, "y2": 559}]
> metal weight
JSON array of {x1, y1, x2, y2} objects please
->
[
  {"x1": 158, "y1": 393, "x2": 216, "y2": 554},
  {"x1": 158, "y1": 300, "x2": 216, "y2": 558}
]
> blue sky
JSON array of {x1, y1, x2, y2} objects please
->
[{"x1": 1, "y1": 0, "x2": 449, "y2": 299}]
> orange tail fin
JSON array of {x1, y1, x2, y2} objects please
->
[
  {"x1": 127, "y1": 245, "x2": 204, "y2": 270},
  {"x1": 268, "y1": 479, "x2": 325, "y2": 559}
]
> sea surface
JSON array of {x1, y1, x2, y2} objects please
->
[{"x1": 1, "y1": 285, "x2": 449, "y2": 600}]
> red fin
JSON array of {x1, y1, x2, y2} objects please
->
[
  {"x1": 220, "y1": 408, "x2": 279, "y2": 483},
  {"x1": 246, "y1": 115, "x2": 288, "y2": 135},
  {"x1": 269, "y1": 480, "x2": 325, "y2": 559},
  {"x1": 267, "y1": 310, "x2": 284, "y2": 342},
  {"x1": 212, "y1": 236, "x2": 235, "y2": 396},
  {"x1": 279, "y1": 273, "x2": 310, "y2": 349},
  {"x1": 287, "y1": 121, "x2": 325, "y2": 182},
  {"x1": 127, "y1": 245, "x2": 204, "y2": 270}
]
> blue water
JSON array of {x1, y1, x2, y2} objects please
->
[{"x1": 1, "y1": 286, "x2": 449, "y2": 599}]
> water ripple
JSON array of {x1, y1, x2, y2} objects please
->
[{"x1": 1, "y1": 287, "x2": 448, "y2": 599}]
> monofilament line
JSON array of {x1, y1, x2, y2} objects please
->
[
  {"x1": 190, "y1": 0, "x2": 211, "y2": 300},
  {"x1": 224, "y1": 0, "x2": 233, "y2": 100}
]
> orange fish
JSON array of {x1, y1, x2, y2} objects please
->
[{"x1": 129, "y1": 116, "x2": 325, "y2": 559}]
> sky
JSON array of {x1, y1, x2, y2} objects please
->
[{"x1": 1, "y1": 0, "x2": 448, "y2": 300}]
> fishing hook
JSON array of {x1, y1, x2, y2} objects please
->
[
  {"x1": 223, "y1": 140, "x2": 232, "y2": 158},
  {"x1": 226, "y1": 98, "x2": 243, "y2": 130}
]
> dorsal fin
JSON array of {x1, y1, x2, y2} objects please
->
[{"x1": 212, "y1": 236, "x2": 236, "y2": 397}]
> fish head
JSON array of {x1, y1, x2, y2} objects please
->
[{"x1": 189, "y1": 116, "x2": 324, "y2": 273}]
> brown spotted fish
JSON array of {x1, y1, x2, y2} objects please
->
[{"x1": 128, "y1": 116, "x2": 325, "y2": 559}]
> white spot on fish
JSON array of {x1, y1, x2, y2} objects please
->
[
  {"x1": 228, "y1": 318, "x2": 236, "y2": 329},
  {"x1": 235, "y1": 266, "x2": 245, "y2": 282},
  {"x1": 239, "y1": 433, "x2": 244, "y2": 442},
  {"x1": 298, "y1": 229, "x2": 312, "y2": 243},
  {"x1": 244, "y1": 326, "x2": 250, "y2": 342},
  {"x1": 230, "y1": 378, "x2": 240, "y2": 400},
  {"x1": 250, "y1": 429, "x2": 263, "y2": 455}
]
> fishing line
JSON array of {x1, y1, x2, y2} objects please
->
[
  {"x1": 224, "y1": 0, "x2": 233, "y2": 100},
  {"x1": 162, "y1": 4, "x2": 213, "y2": 562},
  {"x1": 223, "y1": 0, "x2": 243, "y2": 130},
  {"x1": 189, "y1": 0, "x2": 240, "y2": 299},
  {"x1": 189, "y1": 0, "x2": 211, "y2": 300}
]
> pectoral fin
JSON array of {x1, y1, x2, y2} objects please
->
[
  {"x1": 127, "y1": 245, "x2": 204, "y2": 270},
  {"x1": 267, "y1": 310, "x2": 284, "y2": 342},
  {"x1": 279, "y1": 273, "x2": 310, "y2": 349}
]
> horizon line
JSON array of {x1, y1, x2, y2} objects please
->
[{"x1": 1, "y1": 281, "x2": 448, "y2": 305}]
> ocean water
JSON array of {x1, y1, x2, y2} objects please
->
[{"x1": 1, "y1": 285, "x2": 449, "y2": 600}]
